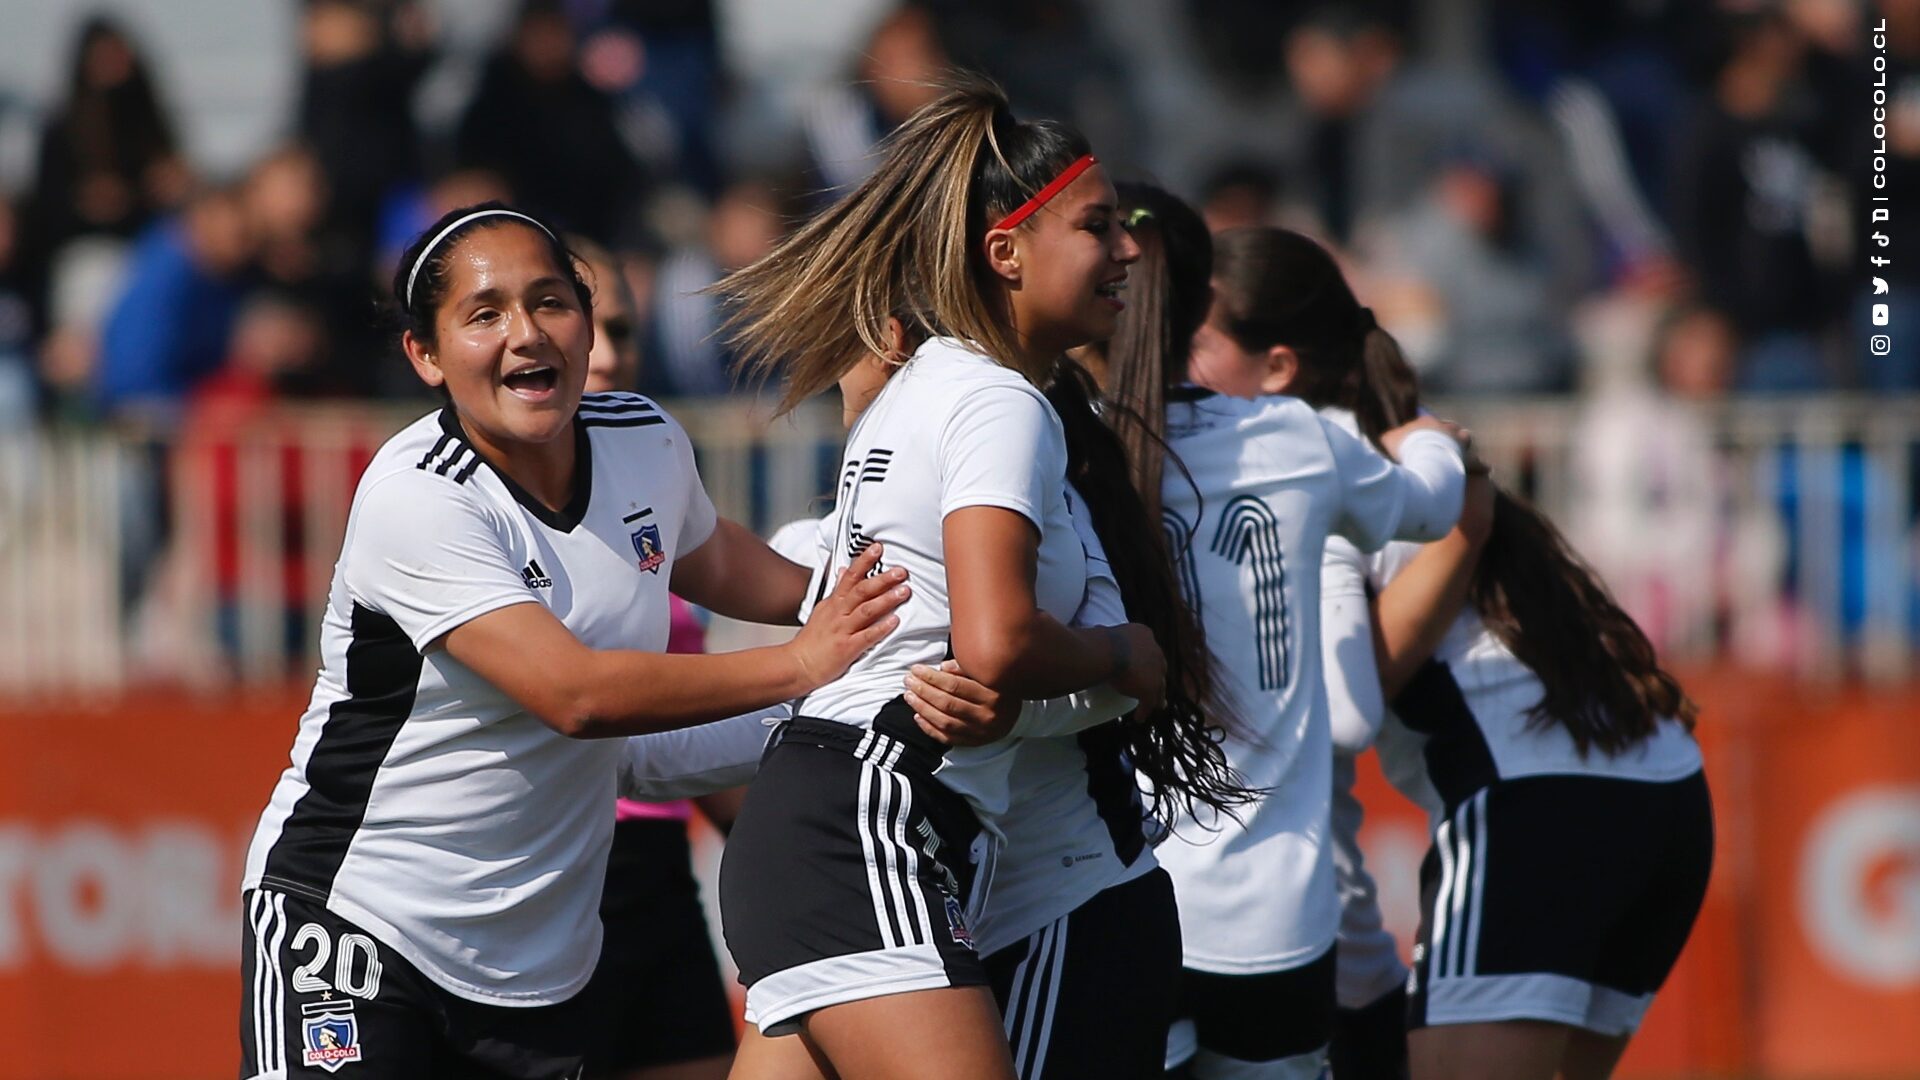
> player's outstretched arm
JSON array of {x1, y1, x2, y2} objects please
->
[
  {"x1": 672, "y1": 517, "x2": 813, "y2": 625},
  {"x1": 441, "y1": 543, "x2": 907, "y2": 737}
]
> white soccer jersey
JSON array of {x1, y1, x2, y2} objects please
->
[
  {"x1": 242, "y1": 393, "x2": 718, "y2": 1006},
  {"x1": 972, "y1": 487, "x2": 1158, "y2": 957},
  {"x1": 797, "y1": 337, "x2": 1090, "y2": 827},
  {"x1": 1361, "y1": 539, "x2": 1704, "y2": 822},
  {"x1": 759, "y1": 498, "x2": 1142, "y2": 955},
  {"x1": 1151, "y1": 388, "x2": 1465, "y2": 975}
]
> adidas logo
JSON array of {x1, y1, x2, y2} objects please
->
[{"x1": 521, "y1": 559, "x2": 553, "y2": 589}]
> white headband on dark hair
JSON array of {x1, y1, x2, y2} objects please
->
[{"x1": 404, "y1": 209, "x2": 557, "y2": 308}]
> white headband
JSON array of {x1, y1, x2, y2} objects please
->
[{"x1": 404, "y1": 209, "x2": 558, "y2": 308}]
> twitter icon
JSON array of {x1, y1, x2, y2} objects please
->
[{"x1": 1875, "y1": 277, "x2": 1891, "y2": 295}]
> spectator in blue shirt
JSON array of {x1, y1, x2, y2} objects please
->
[{"x1": 95, "y1": 186, "x2": 252, "y2": 421}]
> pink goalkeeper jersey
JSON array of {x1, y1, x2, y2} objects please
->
[{"x1": 614, "y1": 594, "x2": 707, "y2": 822}]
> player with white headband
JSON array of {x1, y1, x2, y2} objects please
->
[{"x1": 238, "y1": 202, "x2": 919, "y2": 1078}]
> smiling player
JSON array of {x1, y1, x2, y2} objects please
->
[{"x1": 238, "y1": 203, "x2": 908, "y2": 1078}]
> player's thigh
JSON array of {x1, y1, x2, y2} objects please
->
[
  {"x1": 728, "y1": 1028, "x2": 835, "y2": 1080},
  {"x1": 1559, "y1": 1029, "x2": 1632, "y2": 1080},
  {"x1": 1407, "y1": 1019, "x2": 1570, "y2": 1080},
  {"x1": 801, "y1": 986, "x2": 1016, "y2": 1080},
  {"x1": 239, "y1": 887, "x2": 434, "y2": 1079}
]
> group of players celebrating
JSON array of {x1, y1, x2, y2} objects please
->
[{"x1": 240, "y1": 75, "x2": 1712, "y2": 1080}]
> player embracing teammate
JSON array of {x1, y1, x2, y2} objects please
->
[{"x1": 240, "y1": 74, "x2": 1709, "y2": 1080}]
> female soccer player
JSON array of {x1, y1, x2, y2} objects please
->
[
  {"x1": 1219, "y1": 227, "x2": 1712, "y2": 1080},
  {"x1": 569, "y1": 236, "x2": 740, "y2": 1080},
  {"x1": 238, "y1": 204, "x2": 908, "y2": 1079},
  {"x1": 1087, "y1": 186, "x2": 1470, "y2": 1080},
  {"x1": 710, "y1": 78, "x2": 1231, "y2": 1079}
]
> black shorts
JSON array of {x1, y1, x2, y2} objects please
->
[
  {"x1": 719, "y1": 712, "x2": 988, "y2": 1034},
  {"x1": 239, "y1": 887, "x2": 594, "y2": 1079},
  {"x1": 983, "y1": 868, "x2": 1182, "y2": 1080},
  {"x1": 1408, "y1": 770, "x2": 1713, "y2": 1036},
  {"x1": 1165, "y1": 946, "x2": 1337, "y2": 1076},
  {"x1": 582, "y1": 818, "x2": 736, "y2": 1074}
]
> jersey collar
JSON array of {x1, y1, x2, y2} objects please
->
[{"x1": 436, "y1": 407, "x2": 594, "y2": 533}]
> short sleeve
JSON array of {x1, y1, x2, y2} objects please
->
[
  {"x1": 669, "y1": 415, "x2": 719, "y2": 551},
  {"x1": 343, "y1": 471, "x2": 538, "y2": 652},
  {"x1": 938, "y1": 384, "x2": 1065, "y2": 527},
  {"x1": 767, "y1": 515, "x2": 831, "y2": 566},
  {"x1": 1323, "y1": 418, "x2": 1463, "y2": 552}
]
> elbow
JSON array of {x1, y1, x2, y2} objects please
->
[
  {"x1": 540, "y1": 684, "x2": 608, "y2": 739},
  {"x1": 951, "y1": 621, "x2": 1035, "y2": 689}
]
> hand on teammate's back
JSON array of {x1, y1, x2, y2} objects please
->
[
  {"x1": 1379, "y1": 415, "x2": 1472, "y2": 461},
  {"x1": 905, "y1": 659, "x2": 1022, "y2": 746},
  {"x1": 787, "y1": 543, "x2": 909, "y2": 690}
]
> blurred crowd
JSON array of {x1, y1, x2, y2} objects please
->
[{"x1": 0, "y1": 0, "x2": 1898, "y2": 436}]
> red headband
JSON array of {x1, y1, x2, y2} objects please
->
[{"x1": 988, "y1": 154, "x2": 1098, "y2": 233}]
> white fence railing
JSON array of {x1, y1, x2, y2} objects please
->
[{"x1": 2, "y1": 396, "x2": 1915, "y2": 691}]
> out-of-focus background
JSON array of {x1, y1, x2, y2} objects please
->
[{"x1": 0, "y1": 0, "x2": 1911, "y2": 1075}]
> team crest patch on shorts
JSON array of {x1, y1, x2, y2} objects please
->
[
  {"x1": 944, "y1": 894, "x2": 976, "y2": 951},
  {"x1": 631, "y1": 523, "x2": 667, "y2": 574},
  {"x1": 300, "y1": 999, "x2": 364, "y2": 1071}
]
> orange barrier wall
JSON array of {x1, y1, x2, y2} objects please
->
[{"x1": 1, "y1": 668, "x2": 1916, "y2": 1078}]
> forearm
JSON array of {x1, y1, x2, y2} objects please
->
[
  {"x1": 620, "y1": 709, "x2": 778, "y2": 800},
  {"x1": 567, "y1": 646, "x2": 811, "y2": 738},
  {"x1": 1373, "y1": 531, "x2": 1482, "y2": 698},
  {"x1": 955, "y1": 612, "x2": 1120, "y2": 701},
  {"x1": 1010, "y1": 682, "x2": 1137, "y2": 739}
]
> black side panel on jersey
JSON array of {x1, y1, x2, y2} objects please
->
[
  {"x1": 261, "y1": 604, "x2": 422, "y2": 901},
  {"x1": 1391, "y1": 659, "x2": 1498, "y2": 813},
  {"x1": 1077, "y1": 724, "x2": 1146, "y2": 866}
]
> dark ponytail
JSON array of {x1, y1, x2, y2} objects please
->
[
  {"x1": 1046, "y1": 361, "x2": 1253, "y2": 821},
  {"x1": 1213, "y1": 226, "x2": 1697, "y2": 753},
  {"x1": 1100, "y1": 183, "x2": 1214, "y2": 523}
]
